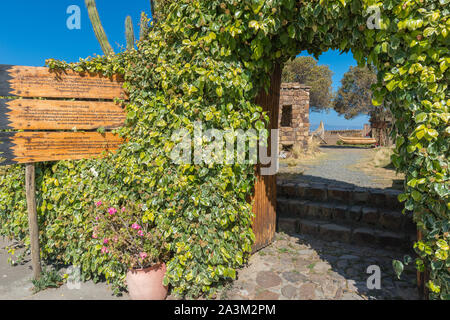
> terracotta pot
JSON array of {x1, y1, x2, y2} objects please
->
[{"x1": 126, "y1": 263, "x2": 168, "y2": 300}]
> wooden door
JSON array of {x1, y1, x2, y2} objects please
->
[{"x1": 251, "y1": 64, "x2": 282, "y2": 252}]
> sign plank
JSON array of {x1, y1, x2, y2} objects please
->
[
  {"x1": 0, "y1": 132, "x2": 123, "y2": 165},
  {"x1": 0, "y1": 65, "x2": 127, "y2": 100},
  {"x1": 0, "y1": 99, "x2": 126, "y2": 130}
]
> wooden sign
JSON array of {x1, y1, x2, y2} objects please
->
[
  {"x1": 0, "y1": 64, "x2": 127, "y2": 166},
  {"x1": 0, "y1": 65, "x2": 127, "y2": 99},
  {"x1": 0, "y1": 99, "x2": 126, "y2": 130},
  {"x1": 0, "y1": 64, "x2": 129, "y2": 281},
  {"x1": 0, "y1": 132, "x2": 124, "y2": 165}
]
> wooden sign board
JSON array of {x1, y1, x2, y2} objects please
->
[
  {"x1": 0, "y1": 132, "x2": 123, "y2": 165},
  {"x1": 0, "y1": 65, "x2": 127, "y2": 100},
  {"x1": 0, "y1": 65, "x2": 127, "y2": 166},
  {"x1": 0, "y1": 99, "x2": 126, "y2": 130}
]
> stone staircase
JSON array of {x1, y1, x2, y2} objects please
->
[{"x1": 276, "y1": 180, "x2": 417, "y2": 251}]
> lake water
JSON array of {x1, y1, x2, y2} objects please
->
[{"x1": 309, "y1": 109, "x2": 370, "y2": 131}]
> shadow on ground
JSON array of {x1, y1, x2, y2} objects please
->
[
  {"x1": 224, "y1": 232, "x2": 419, "y2": 300},
  {"x1": 281, "y1": 231, "x2": 417, "y2": 299},
  {"x1": 278, "y1": 174, "x2": 403, "y2": 191}
]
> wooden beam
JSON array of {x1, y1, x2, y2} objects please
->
[
  {"x1": 0, "y1": 99, "x2": 126, "y2": 130},
  {"x1": 0, "y1": 65, "x2": 127, "y2": 100},
  {"x1": 0, "y1": 132, "x2": 124, "y2": 165}
]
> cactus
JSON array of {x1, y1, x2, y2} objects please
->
[
  {"x1": 150, "y1": 0, "x2": 156, "y2": 22},
  {"x1": 85, "y1": 0, "x2": 114, "y2": 56},
  {"x1": 139, "y1": 12, "x2": 149, "y2": 41},
  {"x1": 85, "y1": 0, "x2": 155, "y2": 54},
  {"x1": 125, "y1": 16, "x2": 135, "y2": 50}
]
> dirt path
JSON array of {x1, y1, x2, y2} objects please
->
[{"x1": 279, "y1": 147, "x2": 401, "y2": 189}]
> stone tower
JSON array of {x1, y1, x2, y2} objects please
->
[{"x1": 278, "y1": 83, "x2": 311, "y2": 150}]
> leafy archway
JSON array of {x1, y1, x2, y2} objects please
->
[
  {"x1": 2, "y1": 0, "x2": 447, "y2": 299},
  {"x1": 122, "y1": 0, "x2": 448, "y2": 298}
]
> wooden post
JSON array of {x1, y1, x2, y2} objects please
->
[
  {"x1": 251, "y1": 64, "x2": 282, "y2": 252},
  {"x1": 25, "y1": 163, "x2": 42, "y2": 280}
]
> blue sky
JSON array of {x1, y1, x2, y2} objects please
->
[
  {"x1": 0, "y1": 0, "x2": 369, "y2": 130},
  {"x1": 298, "y1": 50, "x2": 370, "y2": 131},
  {"x1": 0, "y1": 0, "x2": 150, "y2": 65}
]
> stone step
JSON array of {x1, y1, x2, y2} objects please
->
[
  {"x1": 277, "y1": 181, "x2": 403, "y2": 210},
  {"x1": 276, "y1": 217, "x2": 416, "y2": 251},
  {"x1": 277, "y1": 197, "x2": 415, "y2": 234}
]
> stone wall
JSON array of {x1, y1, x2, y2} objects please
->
[{"x1": 278, "y1": 83, "x2": 311, "y2": 149}]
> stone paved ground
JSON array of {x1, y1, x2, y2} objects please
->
[{"x1": 220, "y1": 232, "x2": 419, "y2": 300}]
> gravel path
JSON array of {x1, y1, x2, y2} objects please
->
[{"x1": 280, "y1": 147, "x2": 385, "y2": 189}]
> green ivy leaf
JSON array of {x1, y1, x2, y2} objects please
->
[
  {"x1": 288, "y1": 25, "x2": 296, "y2": 38},
  {"x1": 393, "y1": 260, "x2": 404, "y2": 279},
  {"x1": 415, "y1": 113, "x2": 427, "y2": 123}
]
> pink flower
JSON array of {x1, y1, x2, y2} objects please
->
[
  {"x1": 121, "y1": 207, "x2": 126, "y2": 212},
  {"x1": 103, "y1": 238, "x2": 109, "y2": 244},
  {"x1": 96, "y1": 201, "x2": 102, "y2": 207},
  {"x1": 101, "y1": 247, "x2": 109, "y2": 254},
  {"x1": 92, "y1": 233, "x2": 98, "y2": 239},
  {"x1": 139, "y1": 252, "x2": 147, "y2": 259},
  {"x1": 108, "y1": 207, "x2": 117, "y2": 216},
  {"x1": 113, "y1": 236, "x2": 118, "y2": 243},
  {"x1": 95, "y1": 216, "x2": 100, "y2": 221},
  {"x1": 131, "y1": 223, "x2": 141, "y2": 230},
  {"x1": 137, "y1": 230, "x2": 144, "y2": 237}
]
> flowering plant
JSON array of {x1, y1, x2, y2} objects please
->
[{"x1": 92, "y1": 201, "x2": 169, "y2": 270}]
